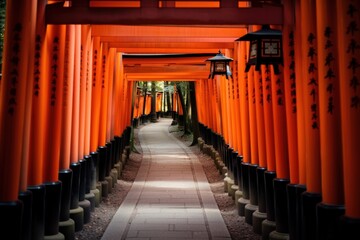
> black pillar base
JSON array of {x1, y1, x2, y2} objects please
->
[
  {"x1": 58, "y1": 169, "x2": 72, "y2": 221},
  {"x1": 317, "y1": 202, "x2": 345, "y2": 240},
  {"x1": 19, "y1": 190, "x2": 33, "y2": 240},
  {"x1": 287, "y1": 184, "x2": 298, "y2": 240},
  {"x1": 301, "y1": 191, "x2": 322, "y2": 240},
  {"x1": 264, "y1": 171, "x2": 277, "y2": 222},
  {"x1": 28, "y1": 185, "x2": 46, "y2": 240},
  {"x1": 339, "y1": 215, "x2": 360, "y2": 240},
  {"x1": 295, "y1": 184, "x2": 306, "y2": 240},
  {"x1": 273, "y1": 178, "x2": 290, "y2": 234},
  {"x1": 44, "y1": 181, "x2": 62, "y2": 236},
  {"x1": 0, "y1": 200, "x2": 23, "y2": 240}
]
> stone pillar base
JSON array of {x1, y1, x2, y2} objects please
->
[
  {"x1": 79, "y1": 200, "x2": 91, "y2": 224},
  {"x1": 262, "y1": 219, "x2": 276, "y2": 240},
  {"x1": 58, "y1": 218, "x2": 75, "y2": 240},
  {"x1": 85, "y1": 192, "x2": 96, "y2": 211},
  {"x1": 253, "y1": 210, "x2": 267, "y2": 234},
  {"x1": 69, "y1": 207, "x2": 84, "y2": 232},
  {"x1": 91, "y1": 188, "x2": 101, "y2": 207},
  {"x1": 44, "y1": 232, "x2": 65, "y2": 240},
  {"x1": 269, "y1": 231, "x2": 289, "y2": 240},
  {"x1": 238, "y1": 197, "x2": 250, "y2": 216},
  {"x1": 245, "y1": 203, "x2": 258, "y2": 225}
]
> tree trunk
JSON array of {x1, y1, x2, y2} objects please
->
[
  {"x1": 176, "y1": 83, "x2": 188, "y2": 133},
  {"x1": 189, "y1": 81, "x2": 200, "y2": 146},
  {"x1": 165, "y1": 81, "x2": 172, "y2": 113},
  {"x1": 150, "y1": 81, "x2": 157, "y2": 122}
]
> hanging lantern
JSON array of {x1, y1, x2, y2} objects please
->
[
  {"x1": 236, "y1": 25, "x2": 283, "y2": 74},
  {"x1": 206, "y1": 50, "x2": 233, "y2": 79}
]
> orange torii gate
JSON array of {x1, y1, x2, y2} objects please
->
[{"x1": 0, "y1": 1, "x2": 360, "y2": 240}]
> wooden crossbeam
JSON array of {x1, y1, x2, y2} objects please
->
[{"x1": 45, "y1": 3, "x2": 283, "y2": 25}]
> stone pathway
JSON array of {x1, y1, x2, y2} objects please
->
[{"x1": 101, "y1": 119, "x2": 231, "y2": 240}]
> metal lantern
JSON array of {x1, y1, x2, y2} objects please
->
[
  {"x1": 236, "y1": 25, "x2": 283, "y2": 74},
  {"x1": 206, "y1": 50, "x2": 233, "y2": 79}
]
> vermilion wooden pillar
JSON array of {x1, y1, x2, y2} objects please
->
[
  {"x1": 0, "y1": 0, "x2": 33, "y2": 201},
  {"x1": 58, "y1": 24, "x2": 77, "y2": 237},
  {"x1": 113, "y1": 52, "x2": 123, "y2": 137},
  {"x1": 315, "y1": 1, "x2": 346, "y2": 239},
  {"x1": 282, "y1": 22, "x2": 301, "y2": 240},
  {"x1": 84, "y1": 32, "x2": 93, "y2": 156},
  {"x1": 238, "y1": 41, "x2": 251, "y2": 165},
  {"x1": 79, "y1": 25, "x2": 90, "y2": 158},
  {"x1": 106, "y1": 49, "x2": 116, "y2": 143},
  {"x1": 25, "y1": 1, "x2": 48, "y2": 239},
  {"x1": 238, "y1": 41, "x2": 252, "y2": 217},
  {"x1": 291, "y1": 1, "x2": 308, "y2": 239},
  {"x1": 300, "y1": 1, "x2": 323, "y2": 239},
  {"x1": 269, "y1": 66, "x2": 290, "y2": 238},
  {"x1": 59, "y1": 24, "x2": 75, "y2": 171},
  {"x1": 337, "y1": 0, "x2": 360, "y2": 238},
  {"x1": 43, "y1": 23, "x2": 66, "y2": 238},
  {"x1": 239, "y1": 62, "x2": 257, "y2": 217},
  {"x1": 90, "y1": 36, "x2": 102, "y2": 153},
  {"x1": 231, "y1": 44, "x2": 243, "y2": 205},
  {"x1": 232, "y1": 43, "x2": 243, "y2": 154},
  {"x1": 71, "y1": 25, "x2": 82, "y2": 162},
  {"x1": 98, "y1": 43, "x2": 109, "y2": 148}
]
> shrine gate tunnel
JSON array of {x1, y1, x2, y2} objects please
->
[{"x1": 0, "y1": 1, "x2": 359, "y2": 240}]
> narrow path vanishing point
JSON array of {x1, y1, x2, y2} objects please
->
[{"x1": 101, "y1": 118, "x2": 231, "y2": 240}]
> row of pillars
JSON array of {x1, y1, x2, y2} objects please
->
[
  {"x1": 198, "y1": 124, "x2": 357, "y2": 240},
  {"x1": 0, "y1": 2, "x2": 134, "y2": 240},
  {"x1": 1, "y1": 127, "x2": 131, "y2": 240},
  {"x1": 193, "y1": 1, "x2": 360, "y2": 240}
]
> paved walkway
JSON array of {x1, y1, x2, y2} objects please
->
[{"x1": 101, "y1": 118, "x2": 231, "y2": 240}]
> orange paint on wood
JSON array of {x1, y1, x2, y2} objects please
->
[
  {"x1": 294, "y1": 0, "x2": 306, "y2": 185},
  {"x1": 300, "y1": 0, "x2": 321, "y2": 193},
  {"x1": 336, "y1": 0, "x2": 360, "y2": 218},
  {"x1": 27, "y1": 0, "x2": 47, "y2": 187},
  {"x1": 247, "y1": 68, "x2": 259, "y2": 165},
  {"x1": 271, "y1": 68, "x2": 289, "y2": 179},
  {"x1": 262, "y1": 65, "x2": 275, "y2": 170},
  {"x1": 226, "y1": 49, "x2": 237, "y2": 151},
  {"x1": 70, "y1": 25, "x2": 82, "y2": 162},
  {"x1": 220, "y1": 76, "x2": 229, "y2": 143},
  {"x1": 90, "y1": 37, "x2": 102, "y2": 152},
  {"x1": 98, "y1": 43, "x2": 109, "y2": 147},
  {"x1": 316, "y1": 0, "x2": 344, "y2": 205},
  {"x1": 238, "y1": 41, "x2": 251, "y2": 163},
  {"x1": 232, "y1": 44, "x2": 242, "y2": 154},
  {"x1": 0, "y1": 0, "x2": 36, "y2": 200},
  {"x1": 113, "y1": 53, "x2": 123, "y2": 136},
  {"x1": 106, "y1": 48, "x2": 116, "y2": 142},
  {"x1": 84, "y1": 31, "x2": 93, "y2": 155},
  {"x1": 59, "y1": 24, "x2": 75, "y2": 170},
  {"x1": 282, "y1": 25, "x2": 299, "y2": 184},
  {"x1": 253, "y1": 67, "x2": 265, "y2": 166},
  {"x1": 79, "y1": 25, "x2": 92, "y2": 157},
  {"x1": 43, "y1": 24, "x2": 66, "y2": 182}
]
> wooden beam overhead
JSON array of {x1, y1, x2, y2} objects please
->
[
  {"x1": 124, "y1": 64, "x2": 208, "y2": 73},
  {"x1": 125, "y1": 71, "x2": 209, "y2": 81},
  {"x1": 45, "y1": 3, "x2": 283, "y2": 25},
  {"x1": 92, "y1": 25, "x2": 247, "y2": 38},
  {"x1": 116, "y1": 48, "x2": 221, "y2": 54},
  {"x1": 100, "y1": 36, "x2": 240, "y2": 43},
  {"x1": 109, "y1": 42, "x2": 234, "y2": 49}
]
